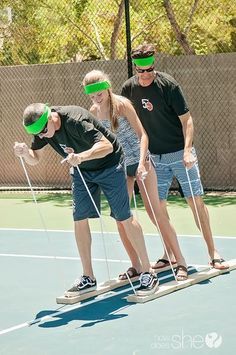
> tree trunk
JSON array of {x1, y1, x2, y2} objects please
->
[
  {"x1": 163, "y1": 0, "x2": 195, "y2": 55},
  {"x1": 110, "y1": 0, "x2": 125, "y2": 59}
]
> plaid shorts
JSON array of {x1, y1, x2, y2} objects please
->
[
  {"x1": 71, "y1": 162, "x2": 132, "y2": 221},
  {"x1": 152, "y1": 147, "x2": 204, "y2": 200}
]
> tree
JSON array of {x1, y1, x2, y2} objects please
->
[
  {"x1": 0, "y1": 0, "x2": 235, "y2": 65},
  {"x1": 163, "y1": 0, "x2": 196, "y2": 54}
]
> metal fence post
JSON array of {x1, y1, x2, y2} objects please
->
[{"x1": 124, "y1": 0, "x2": 133, "y2": 78}]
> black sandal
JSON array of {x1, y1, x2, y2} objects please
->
[
  {"x1": 152, "y1": 258, "x2": 177, "y2": 270},
  {"x1": 118, "y1": 267, "x2": 141, "y2": 280}
]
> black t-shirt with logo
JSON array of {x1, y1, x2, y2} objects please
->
[
  {"x1": 31, "y1": 106, "x2": 123, "y2": 170},
  {"x1": 121, "y1": 72, "x2": 189, "y2": 154}
]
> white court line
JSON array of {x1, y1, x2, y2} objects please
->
[
  {"x1": 145, "y1": 233, "x2": 236, "y2": 240},
  {"x1": 0, "y1": 253, "x2": 130, "y2": 263},
  {"x1": 0, "y1": 228, "x2": 235, "y2": 239},
  {"x1": 0, "y1": 266, "x2": 198, "y2": 336},
  {"x1": 0, "y1": 253, "x2": 208, "y2": 268}
]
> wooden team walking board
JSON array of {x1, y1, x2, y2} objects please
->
[
  {"x1": 56, "y1": 263, "x2": 176, "y2": 304},
  {"x1": 126, "y1": 259, "x2": 236, "y2": 303},
  {"x1": 56, "y1": 260, "x2": 236, "y2": 305},
  {"x1": 56, "y1": 275, "x2": 140, "y2": 304}
]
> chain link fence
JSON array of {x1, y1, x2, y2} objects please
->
[{"x1": 0, "y1": 0, "x2": 235, "y2": 190}]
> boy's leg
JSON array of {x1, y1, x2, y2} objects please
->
[
  {"x1": 117, "y1": 174, "x2": 142, "y2": 278},
  {"x1": 65, "y1": 219, "x2": 97, "y2": 297},
  {"x1": 97, "y1": 166, "x2": 150, "y2": 271},
  {"x1": 65, "y1": 169, "x2": 100, "y2": 296},
  {"x1": 97, "y1": 163, "x2": 150, "y2": 272},
  {"x1": 173, "y1": 148, "x2": 229, "y2": 269},
  {"x1": 98, "y1": 163, "x2": 159, "y2": 294},
  {"x1": 152, "y1": 154, "x2": 176, "y2": 262},
  {"x1": 186, "y1": 195, "x2": 228, "y2": 269},
  {"x1": 74, "y1": 219, "x2": 95, "y2": 279},
  {"x1": 120, "y1": 216, "x2": 159, "y2": 295},
  {"x1": 116, "y1": 221, "x2": 142, "y2": 276},
  {"x1": 120, "y1": 216, "x2": 150, "y2": 272}
]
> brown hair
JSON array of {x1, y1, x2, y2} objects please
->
[
  {"x1": 131, "y1": 43, "x2": 155, "y2": 59},
  {"x1": 83, "y1": 70, "x2": 119, "y2": 132},
  {"x1": 23, "y1": 103, "x2": 46, "y2": 126}
]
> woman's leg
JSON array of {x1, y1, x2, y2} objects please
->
[{"x1": 137, "y1": 165, "x2": 187, "y2": 270}]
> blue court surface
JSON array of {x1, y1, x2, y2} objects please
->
[{"x1": 0, "y1": 229, "x2": 236, "y2": 355}]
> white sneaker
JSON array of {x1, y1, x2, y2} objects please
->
[{"x1": 136, "y1": 272, "x2": 159, "y2": 296}]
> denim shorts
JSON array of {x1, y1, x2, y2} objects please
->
[
  {"x1": 126, "y1": 163, "x2": 138, "y2": 177},
  {"x1": 71, "y1": 162, "x2": 132, "y2": 221},
  {"x1": 152, "y1": 147, "x2": 204, "y2": 200},
  {"x1": 126, "y1": 154, "x2": 151, "y2": 177}
]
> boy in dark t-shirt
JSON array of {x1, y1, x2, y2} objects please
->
[
  {"x1": 122, "y1": 71, "x2": 189, "y2": 154},
  {"x1": 14, "y1": 103, "x2": 158, "y2": 297},
  {"x1": 121, "y1": 43, "x2": 229, "y2": 273}
]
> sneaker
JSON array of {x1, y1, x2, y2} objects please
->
[
  {"x1": 65, "y1": 275, "x2": 97, "y2": 297},
  {"x1": 136, "y1": 272, "x2": 159, "y2": 296}
]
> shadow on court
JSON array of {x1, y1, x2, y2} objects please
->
[
  {"x1": 31, "y1": 266, "x2": 219, "y2": 330},
  {"x1": 34, "y1": 292, "x2": 132, "y2": 329}
]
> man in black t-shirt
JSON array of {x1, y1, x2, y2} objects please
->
[
  {"x1": 121, "y1": 43, "x2": 229, "y2": 271},
  {"x1": 14, "y1": 103, "x2": 159, "y2": 296}
]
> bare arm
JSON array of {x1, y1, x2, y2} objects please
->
[
  {"x1": 179, "y1": 111, "x2": 196, "y2": 167},
  {"x1": 119, "y1": 97, "x2": 149, "y2": 177},
  {"x1": 65, "y1": 135, "x2": 113, "y2": 166},
  {"x1": 13, "y1": 142, "x2": 45, "y2": 165}
]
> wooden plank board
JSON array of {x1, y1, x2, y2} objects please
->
[
  {"x1": 56, "y1": 275, "x2": 140, "y2": 304},
  {"x1": 56, "y1": 259, "x2": 236, "y2": 305},
  {"x1": 126, "y1": 259, "x2": 236, "y2": 303},
  {"x1": 56, "y1": 264, "x2": 177, "y2": 305}
]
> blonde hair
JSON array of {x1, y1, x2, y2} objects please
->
[{"x1": 83, "y1": 70, "x2": 119, "y2": 132}]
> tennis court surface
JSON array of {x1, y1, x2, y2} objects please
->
[{"x1": 0, "y1": 228, "x2": 236, "y2": 355}]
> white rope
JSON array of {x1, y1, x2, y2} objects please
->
[
  {"x1": 19, "y1": 157, "x2": 66, "y2": 287},
  {"x1": 132, "y1": 189, "x2": 139, "y2": 220},
  {"x1": 185, "y1": 166, "x2": 211, "y2": 265},
  {"x1": 19, "y1": 157, "x2": 48, "y2": 231},
  {"x1": 75, "y1": 165, "x2": 111, "y2": 281},
  {"x1": 125, "y1": 271, "x2": 137, "y2": 295},
  {"x1": 140, "y1": 174, "x2": 177, "y2": 281},
  {"x1": 185, "y1": 166, "x2": 204, "y2": 236}
]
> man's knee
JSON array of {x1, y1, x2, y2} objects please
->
[
  {"x1": 119, "y1": 216, "x2": 133, "y2": 226},
  {"x1": 74, "y1": 218, "x2": 89, "y2": 227}
]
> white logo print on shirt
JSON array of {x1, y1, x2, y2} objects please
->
[{"x1": 141, "y1": 99, "x2": 154, "y2": 111}]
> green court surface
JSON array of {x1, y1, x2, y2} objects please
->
[
  {"x1": 0, "y1": 192, "x2": 235, "y2": 355},
  {"x1": 0, "y1": 192, "x2": 235, "y2": 236}
]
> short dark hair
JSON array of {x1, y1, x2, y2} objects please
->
[
  {"x1": 131, "y1": 43, "x2": 155, "y2": 59},
  {"x1": 23, "y1": 103, "x2": 46, "y2": 127}
]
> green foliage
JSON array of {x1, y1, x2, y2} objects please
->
[
  {"x1": 0, "y1": 0, "x2": 235, "y2": 65},
  {"x1": 74, "y1": 0, "x2": 89, "y2": 18}
]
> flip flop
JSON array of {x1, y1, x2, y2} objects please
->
[
  {"x1": 175, "y1": 265, "x2": 188, "y2": 281},
  {"x1": 210, "y1": 258, "x2": 229, "y2": 270},
  {"x1": 151, "y1": 258, "x2": 177, "y2": 270},
  {"x1": 118, "y1": 267, "x2": 141, "y2": 280}
]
